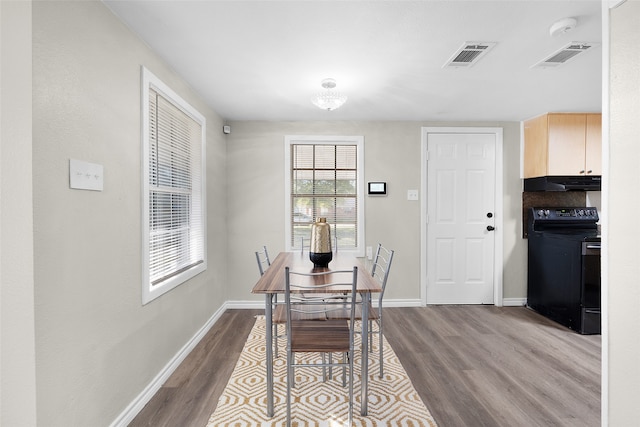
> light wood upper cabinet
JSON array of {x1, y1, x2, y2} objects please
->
[
  {"x1": 585, "y1": 113, "x2": 602, "y2": 176},
  {"x1": 523, "y1": 113, "x2": 602, "y2": 178}
]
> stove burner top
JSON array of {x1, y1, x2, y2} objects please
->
[
  {"x1": 530, "y1": 207, "x2": 598, "y2": 223},
  {"x1": 528, "y1": 207, "x2": 599, "y2": 235}
]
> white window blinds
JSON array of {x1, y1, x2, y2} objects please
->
[
  {"x1": 142, "y1": 67, "x2": 206, "y2": 304},
  {"x1": 290, "y1": 143, "x2": 359, "y2": 251}
]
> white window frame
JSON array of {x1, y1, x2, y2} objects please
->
[
  {"x1": 284, "y1": 135, "x2": 365, "y2": 257},
  {"x1": 141, "y1": 67, "x2": 207, "y2": 304}
]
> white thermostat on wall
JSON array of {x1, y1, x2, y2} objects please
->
[{"x1": 368, "y1": 182, "x2": 387, "y2": 195}]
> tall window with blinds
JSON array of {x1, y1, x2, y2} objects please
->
[
  {"x1": 142, "y1": 67, "x2": 206, "y2": 304},
  {"x1": 286, "y1": 137, "x2": 365, "y2": 256}
]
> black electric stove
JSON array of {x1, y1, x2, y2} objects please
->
[{"x1": 527, "y1": 207, "x2": 601, "y2": 334}]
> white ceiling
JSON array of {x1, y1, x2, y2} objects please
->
[{"x1": 103, "y1": 0, "x2": 602, "y2": 122}]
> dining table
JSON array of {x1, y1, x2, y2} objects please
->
[{"x1": 251, "y1": 250, "x2": 382, "y2": 417}]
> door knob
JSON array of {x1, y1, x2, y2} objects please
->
[
  {"x1": 487, "y1": 212, "x2": 493, "y2": 218},
  {"x1": 486, "y1": 225, "x2": 495, "y2": 231}
]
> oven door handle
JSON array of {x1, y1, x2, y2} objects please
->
[{"x1": 582, "y1": 243, "x2": 601, "y2": 255}]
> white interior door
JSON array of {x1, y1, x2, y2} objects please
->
[{"x1": 424, "y1": 130, "x2": 499, "y2": 304}]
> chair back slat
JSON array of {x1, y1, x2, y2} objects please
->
[
  {"x1": 255, "y1": 245, "x2": 271, "y2": 276},
  {"x1": 371, "y1": 243, "x2": 394, "y2": 303}
]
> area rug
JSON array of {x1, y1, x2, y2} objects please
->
[{"x1": 207, "y1": 316, "x2": 437, "y2": 427}]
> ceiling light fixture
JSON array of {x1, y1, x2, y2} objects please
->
[{"x1": 311, "y1": 78, "x2": 347, "y2": 111}]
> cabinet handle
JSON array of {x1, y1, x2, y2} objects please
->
[
  {"x1": 587, "y1": 170, "x2": 593, "y2": 174},
  {"x1": 579, "y1": 170, "x2": 585, "y2": 174}
]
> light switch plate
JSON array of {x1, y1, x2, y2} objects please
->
[
  {"x1": 69, "y1": 159, "x2": 104, "y2": 191},
  {"x1": 407, "y1": 189, "x2": 419, "y2": 201}
]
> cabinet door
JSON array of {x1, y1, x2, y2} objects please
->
[
  {"x1": 523, "y1": 115, "x2": 550, "y2": 178},
  {"x1": 585, "y1": 114, "x2": 602, "y2": 175},
  {"x1": 547, "y1": 114, "x2": 587, "y2": 175}
]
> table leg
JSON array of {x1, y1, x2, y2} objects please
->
[
  {"x1": 360, "y1": 292, "x2": 369, "y2": 416},
  {"x1": 265, "y1": 293, "x2": 274, "y2": 417}
]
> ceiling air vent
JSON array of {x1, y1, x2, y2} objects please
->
[
  {"x1": 533, "y1": 42, "x2": 598, "y2": 68},
  {"x1": 443, "y1": 42, "x2": 496, "y2": 68}
]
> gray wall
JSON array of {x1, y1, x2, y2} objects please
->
[
  {"x1": 1, "y1": 1, "x2": 37, "y2": 425},
  {"x1": 608, "y1": 1, "x2": 640, "y2": 423},
  {"x1": 32, "y1": 2, "x2": 227, "y2": 425},
  {"x1": 226, "y1": 120, "x2": 527, "y2": 304}
]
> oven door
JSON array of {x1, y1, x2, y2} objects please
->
[{"x1": 581, "y1": 241, "x2": 601, "y2": 334}]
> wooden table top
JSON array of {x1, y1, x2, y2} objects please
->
[{"x1": 251, "y1": 251, "x2": 381, "y2": 294}]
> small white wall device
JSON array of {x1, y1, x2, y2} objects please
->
[{"x1": 368, "y1": 182, "x2": 386, "y2": 195}]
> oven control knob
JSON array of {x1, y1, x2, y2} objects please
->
[
  {"x1": 544, "y1": 209, "x2": 550, "y2": 216},
  {"x1": 578, "y1": 209, "x2": 585, "y2": 216}
]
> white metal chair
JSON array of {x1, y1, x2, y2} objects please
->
[
  {"x1": 284, "y1": 267, "x2": 358, "y2": 427},
  {"x1": 255, "y1": 246, "x2": 284, "y2": 358},
  {"x1": 368, "y1": 243, "x2": 394, "y2": 377},
  {"x1": 330, "y1": 244, "x2": 394, "y2": 378},
  {"x1": 326, "y1": 243, "x2": 394, "y2": 377}
]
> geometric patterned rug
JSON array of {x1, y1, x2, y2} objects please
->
[{"x1": 207, "y1": 316, "x2": 438, "y2": 426}]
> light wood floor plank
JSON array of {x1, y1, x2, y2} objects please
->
[
  {"x1": 384, "y1": 306, "x2": 601, "y2": 427},
  {"x1": 128, "y1": 306, "x2": 600, "y2": 427}
]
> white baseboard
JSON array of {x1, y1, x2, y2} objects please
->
[
  {"x1": 502, "y1": 298, "x2": 527, "y2": 306},
  {"x1": 375, "y1": 298, "x2": 423, "y2": 308},
  {"x1": 109, "y1": 303, "x2": 229, "y2": 427},
  {"x1": 224, "y1": 300, "x2": 264, "y2": 310}
]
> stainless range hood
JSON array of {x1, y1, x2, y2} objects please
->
[{"x1": 524, "y1": 176, "x2": 602, "y2": 191}]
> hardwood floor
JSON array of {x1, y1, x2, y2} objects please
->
[
  {"x1": 128, "y1": 306, "x2": 601, "y2": 427},
  {"x1": 384, "y1": 306, "x2": 600, "y2": 427},
  {"x1": 128, "y1": 309, "x2": 264, "y2": 427}
]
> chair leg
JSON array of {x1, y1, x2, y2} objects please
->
[
  {"x1": 273, "y1": 323, "x2": 279, "y2": 358},
  {"x1": 342, "y1": 352, "x2": 347, "y2": 387},
  {"x1": 273, "y1": 296, "x2": 279, "y2": 359},
  {"x1": 286, "y1": 351, "x2": 293, "y2": 427},
  {"x1": 378, "y1": 318, "x2": 384, "y2": 378},
  {"x1": 322, "y1": 353, "x2": 327, "y2": 382},
  {"x1": 292, "y1": 354, "x2": 296, "y2": 388},
  {"x1": 347, "y1": 350, "x2": 353, "y2": 427},
  {"x1": 369, "y1": 319, "x2": 374, "y2": 352}
]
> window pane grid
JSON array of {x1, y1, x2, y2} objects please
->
[{"x1": 290, "y1": 143, "x2": 358, "y2": 250}]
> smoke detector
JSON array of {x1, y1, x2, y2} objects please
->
[{"x1": 550, "y1": 17, "x2": 577, "y2": 37}]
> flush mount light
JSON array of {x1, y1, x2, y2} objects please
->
[
  {"x1": 311, "y1": 78, "x2": 347, "y2": 111},
  {"x1": 550, "y1": 17, "x2": 577, "y2": 37}
]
